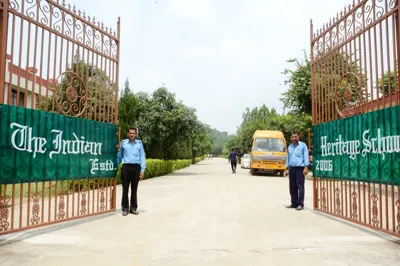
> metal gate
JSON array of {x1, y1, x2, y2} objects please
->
[
  {"x1": 311, "y1": 0, "x2": 400, "y2": 237},
  {"x1": 0, "y1": 0, "x2": 120, "y2": 235}
]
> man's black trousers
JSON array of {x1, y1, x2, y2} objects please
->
[
  {"x1": 289, "y1": 166, "x2": 305, "y2": 207},
  {"x1": 231, "y1": 161, "x2": 237, "y2": 172},
  {"x1": 121, "y1": 164, "x2": 141, "y2": 211}
]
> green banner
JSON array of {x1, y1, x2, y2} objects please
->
[
  {"x1": 0, "y1": 104, "x2": 118, "y2": 184},
  {"x1": 312, "y1": 105, "x2": 400, "y2": 185}
]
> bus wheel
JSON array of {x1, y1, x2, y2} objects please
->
[{"x1": 250, "y1": 168, "x2": 256, "y2": 175}]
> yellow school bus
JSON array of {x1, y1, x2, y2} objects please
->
[{"x1": 249, "y1": 130, "x2": 287, "y2": 176}]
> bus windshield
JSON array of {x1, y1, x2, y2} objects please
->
[{"x1": 253, "y1": 138, "x2": 285, "y2": 152}]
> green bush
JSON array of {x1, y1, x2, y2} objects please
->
[
  {"x1": 194, "y1": 156, "x2": 204, "y2": 164},
  {"x1": 66, "y1": 157, "x2": 202, "y2": 192},
  {"x1": 116, "y1": 159, "x2": 192, "y2": 184},
  {"x1": 66, "y1": 156, "x2": 205, "y2": 192}
]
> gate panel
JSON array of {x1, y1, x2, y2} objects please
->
[
  {"x1": 311, "y1": 0, "x2": 400, "y2": 237},
  {"x1": 0, "y1": 0, "x2": 120, "y2": 235}
]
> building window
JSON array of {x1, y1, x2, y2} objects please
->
[
  {"x1": 11, "y1": 90, "x2": 17, "y2": 105},
  {"x1": 11, "y1": 89, "x2": 25, "y2": 107}
]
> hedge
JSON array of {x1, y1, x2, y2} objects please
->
[
  {"x1": 116, "y1": 156, "x2": 204, "y2": 184},
  {"x1": 67, "y1": 157, "x2": 204, "y2": 191},
  {"x1": 194, "y1": 156, "x2": 203, "y2": 164}
]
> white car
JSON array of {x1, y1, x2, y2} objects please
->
[{"x1": 241, "y1": 154, "x2": 250, "y2": 169}]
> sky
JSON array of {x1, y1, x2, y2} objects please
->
[{"x1": 70, "y1": 0, "x2": 352, "y2": 134}]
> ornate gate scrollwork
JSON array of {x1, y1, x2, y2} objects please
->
[
  {"x1": 51, "y1": 71, "x2": 88, "y2": 117},
  {"x1": 335, "y1": 72, "x2": 364, "y2": 118},
  {"x1": 0, "y1": 195, "x2": 10, "y2": 231},
  {"x1": 31, "y1": 192, "x2": 41, "y2": 225}
]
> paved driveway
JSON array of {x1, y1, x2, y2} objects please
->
[{"x1": 1, "y1": 158, "x2": 399, "y2": 266}]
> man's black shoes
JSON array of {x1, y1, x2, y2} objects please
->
[
  {"x1": 130, "y1": 208, "x2": 139, "y2": 215},
  {"x1": 285, "y1": 204, "x2": 304, "y2": 210},
  {"x1": 122, "y1": 208, "x2": 138, "y2": 216}
]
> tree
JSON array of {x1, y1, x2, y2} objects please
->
[
  {"x1": 229, "y1": 106, "x2": 312, "y2": 154},
  {"x1": 270, "y1": 111, "x2": 312, "y2": 144},
  {"x1": 234, "y1": 105, "x2": 280, "y2": 151},
  {"x1": 132, "y1": 86, "x2": 213, "y2": 160},
  {"x1": 281, "y1": 52, "x2": 312, "y2": 115},
  {"x1": 378, "y1": 71, "x2": 398, "y2": 97},
  {"x1": 207, "y1": 128, "x2": 235, "y2": 155},
  {"x1": 225, "y1": 136, "x2": 240, "y2": 154},
  {"x1": 190, "y1": 121, "x2": 213, "y2": 163},
  {"x1": 118, "y1": 78, "x2": 138, "y2": 136}
]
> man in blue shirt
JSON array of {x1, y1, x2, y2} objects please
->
[
  {"x1": 228, "y1": 148, "x2": 237, "y2": 173},
  {"x1": 284, "y1": 131, "x2": 309, "y2": 211},
  {"x1": 117, "y1": 127, "x2": 146, "y2": 216}
]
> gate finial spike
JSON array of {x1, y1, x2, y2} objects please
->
[
  {"x1": 353, "y1": 0, "x2": 355, "y2": 7},
  {"x1": 88, "y1": 15, "x2": 91, "y2": 23},
  {"x1": 73, "y1": 5, "x2": 76, "y2": 13},
  {"x1": 93, "y1": 16, "x2": 96, "y2": 24}
]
